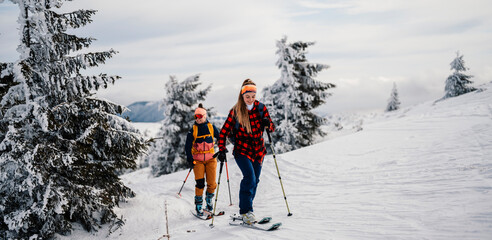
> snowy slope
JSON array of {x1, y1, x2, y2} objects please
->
[{"x1": 59, "y1": 83, "x2": 492, "y2": 240}]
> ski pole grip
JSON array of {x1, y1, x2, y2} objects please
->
[{"x1": 266, "y1": 130, "x2": 272, "y2": 142}]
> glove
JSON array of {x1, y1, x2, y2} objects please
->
[
  {"x1": 262, "y1": 118, "x2": 271, "y2": 132},
  {"x1": 187, "y1": 160, "x2": 195, "y2": 168},
  {"x1": 213, "y1": 149, "x2": 228, "y2": 163}
]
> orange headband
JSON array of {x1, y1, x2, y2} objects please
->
[{"x1": 241, "y1": 85, "x2": 257, "y2": 95}]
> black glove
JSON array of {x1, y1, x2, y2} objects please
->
[
  {"x1": 213, "y1": 149, "x2": 228, "y2": 162},
  {"x1": 187, "y1": 160, "x2": 195, "y2": 168},
  {"x1": 262, "y1": 118, "x2": 271, "y2": 132}
]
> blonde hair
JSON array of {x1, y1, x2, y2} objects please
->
[{"x1": 233, "y1": 79, "x2": 256, "y2": 134}]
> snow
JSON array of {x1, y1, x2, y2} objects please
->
[
  {"x1": 59, "y1": 83, "x2": 492, "y2": 240},
  {"x1": 132, "y1": 122, "x2": 162, "y2": 139}
]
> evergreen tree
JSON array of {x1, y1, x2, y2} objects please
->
[
  {"x1": 147, "y1": 74, "x2": 211, "y2": 177},
  {"x1": 386, "y1": 82, "x2": 401, "y2": 112},
  {"x1": 262, "y1": 36, "x2": 335, "y2": 153},
  {"x1": 0, "y1": 1, "x2": 146, "y2": 239},
  {"x1": 444, "y1": 51, "x2": 475, "y2": 99}
]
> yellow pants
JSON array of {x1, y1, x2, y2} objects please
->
[{"x1": 193, "y1": 157, "x2": 217, "y2": 196}]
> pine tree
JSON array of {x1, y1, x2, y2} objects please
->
[
  {"x1": 0, "y1": 1, "x2": 146, "y2": 239},
  {"x1": 444, "y1": 51, "x2": 475, "y2": 99},
  {"x1": 262, "y1": 36, "x2": 335, "y2": 153},
  {"x1": 386, "y1": 82, "x2": 401, "y2": 112},
  {"x1": 147, "y1": 74, "x2": 211, "y2": 177}
]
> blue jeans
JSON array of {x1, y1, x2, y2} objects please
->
[{"x1": 234, "y1": 154, "x2": 262, "y2": 214}]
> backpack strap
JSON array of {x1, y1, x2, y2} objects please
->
[
  {"x1": 193, "y1": 123, "x2": 214, "y2": 144},
  {"x1": 192, "y1": 124, "x2": 198, "y2": 146},
  {"x1": 258, "y1": 102, "x2": 265, "y2": 119},
  {"x1": 207, "y1": 122, "x2": 214, "y2": 144}
]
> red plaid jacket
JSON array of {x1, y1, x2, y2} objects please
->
[{"x1": 218, "y1": 101, "x2": 275, "y2": 163}]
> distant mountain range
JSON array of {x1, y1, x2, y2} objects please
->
[
  {"x1": 119, "y1": 101, "x2": 233, "y2": 123},
  {"x1": 120, "y1": 101, "x2": 165, "y2": 122}
]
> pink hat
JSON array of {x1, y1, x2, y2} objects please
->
[
  {"x1": 194, "y1": 108, "x2": 206, "y2": 115},
  {"x1": 194, "y1": 103, "x2": 206, "y2": 115}
]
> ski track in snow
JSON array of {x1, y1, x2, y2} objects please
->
[{"x1": 60, "y1": 84, "x2": 492, "y2": 240}]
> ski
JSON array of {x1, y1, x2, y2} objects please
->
[
  {"x1": 191, "y1": 210, "x2": 225, "y2": 220},
  {"x1": 230, "y1": 214, "x2": 272, "y2": 224},
  {"x1": 204, "y1": 210, "x2": 225, "y2": 216},
  {"x1": 229, "y1": 218, "x2": 281, "y2": 231}
]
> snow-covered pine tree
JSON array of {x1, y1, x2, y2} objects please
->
[
  {"x1": 386, "y1": 82, "x2": 401, "y2": 112},
  {"x1": 147, "y1": 74, "x2": 211, "y2": 177},
  {"x1": 0, "y1": 1, "x2": 147, "y2": 239},
  {"x1": 444, "y1": 51, "x2": 475, "y2": 99},
  {"x1": 262, "y1": 36, "x2": 335, "y2": 153}
]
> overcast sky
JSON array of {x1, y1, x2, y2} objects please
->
[{"x1": 1, "y1": 0, "x2": 491, "y2": 115}]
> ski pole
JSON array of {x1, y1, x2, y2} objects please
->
[
  {"x1": 266, "y1": 130, "x2": 293, "y2": 216},
  {"x1": 225, "y1": 160, "x2": 233, "y2": 206},
  {"x1": 209, "y1": 158, "x2": 225, "y2": 228},
  {"x1": 160, "y1": 199, "x2": 171, "y2": 240},
  {"x1": 177, "y1": 166, "x2": 193, "y2": 197}
]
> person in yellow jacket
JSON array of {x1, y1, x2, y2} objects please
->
[{"x1": 185, "y1": 103, "x2": 220, "y2": 216}]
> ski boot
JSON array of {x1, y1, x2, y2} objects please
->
[
  {"x1": 205, "y1": 192, "x2": 214, "y2": 212},
  {"x1": 241, "y1": 211, "x2": 256, "y2": 225},
  {"x1": 194, "y1": 196, "x2": 203, "y2": 216}
]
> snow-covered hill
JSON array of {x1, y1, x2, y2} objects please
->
[{"x1": 60, "y1": 83, "x2": 492, "y2": 240}]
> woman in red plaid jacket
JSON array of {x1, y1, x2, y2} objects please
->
[{"x1": 216, "y1": 79, "x2": 275, "y2": 225}]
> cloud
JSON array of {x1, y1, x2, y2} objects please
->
[
  {"x1": 63, "y1": 0, "x2": 289, "y2": 44},
  {"x1": 1, "y1": 0, "x2": 491, "y2": 115},
  {"x1": 298, "y1": 0, "x2": 353, "y2": 9}
]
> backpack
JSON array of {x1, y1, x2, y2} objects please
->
[
  {"x1": 229, "y1": 102, "x2": 265, "y2": 145},
  {"x1": 191, "y1": 122, "x2": 215, "y2": 161}
]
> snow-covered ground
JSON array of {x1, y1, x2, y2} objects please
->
[
  {"x1": 132, "y1": 122, "x2": 162, "y2": 140},
  {"x1": 60, "y1": 83, "x2": 492, "y2": 240}
]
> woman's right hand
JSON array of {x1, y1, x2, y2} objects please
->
[{"x1": 262, "y1": 118, "x2": 272, "y2": 132}]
